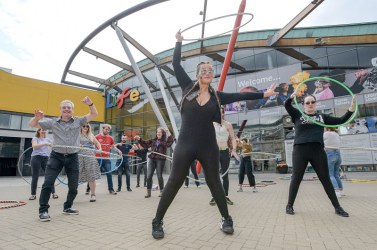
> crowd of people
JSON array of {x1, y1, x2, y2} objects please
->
[{"x1": 24, "y1": 30, "x2": 356, "y2": 241}]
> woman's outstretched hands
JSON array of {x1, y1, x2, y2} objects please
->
[
  {"x1": 176, "y1": 30, "x2": 183, "y2": 42},
  {"x1": 263, "y1": 84, "x2": 278, "y2": 98}
]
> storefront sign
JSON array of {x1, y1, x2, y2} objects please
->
[{"x1": 106, "y1": 87, "x2": 140, "y2": 109}]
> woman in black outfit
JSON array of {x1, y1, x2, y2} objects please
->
[
  {"x1": 284, "y1": 90, "x2": 356, "y2": 217},
  {"x1": 150, "y1": 31, "x2": 278, "y2": 239}
]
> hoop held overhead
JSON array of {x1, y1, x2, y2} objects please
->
[{"x1": 180, "y1": 12, "x2": 254, "y2": 41}]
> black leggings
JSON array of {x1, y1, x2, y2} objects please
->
[
  {"x1": 31, "y1": 155, "x2": 55, "y2": 195},
  {"x1": 155, "y1": 140, "x2": 228, "y2": 221},
  {"x1": 219, "y1": 149, "x2": 230, "y2": 196},
  {"x1": 238, "y1": 156, "x2": 255, "y2": 187},
  {"x1": 185, "y1": 161, "x2": 200, "y2": 187},
  {"x1": 288, "y1": 143, "x2": 340, "y2": 208},
  {"x1": 136, "y1": 160, "x2": 147, "y2": 186}
]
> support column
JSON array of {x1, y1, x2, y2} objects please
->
[{"x1": 113, "y1": 23, "x2": 167, "y2": 129}]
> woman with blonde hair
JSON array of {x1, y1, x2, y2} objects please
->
[
  {"x1": 79, "y1": 124, "x2": 101, "y2": 202},
  {"x1": 29, "y1": 128, "x2": 58, "y2": 200},
  {"x1": 236, "y1": 137, "x2": 257, "y2": 193}
]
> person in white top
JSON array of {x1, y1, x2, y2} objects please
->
[
  {"x1": 324, "y1": 127, "x2": 343, "y2": 198},
  {"x1": 210, "y1": 107, "x2": 239, "y2": 206}
]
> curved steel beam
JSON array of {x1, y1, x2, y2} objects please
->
[{"x1": 61, "y1": 0, "x2": 169, "y2": 83}]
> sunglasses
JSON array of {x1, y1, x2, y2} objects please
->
[
  {"x1": 82, "y1": 125, "x2": 90, "y2": 128},
  {"x1": 199, "y1": 69, "x2": 214, "y2": 75},
  {"x1": 304, "y1": 101, "x2": 316, "y2": 105}
]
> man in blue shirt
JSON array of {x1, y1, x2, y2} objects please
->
[{"x1": 115, "y1": 135, "x2": 133, "y2": 192}]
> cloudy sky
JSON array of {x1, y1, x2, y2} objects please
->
[{"x1": 1, "y1": 0, "x2": 376, "y2": 87}]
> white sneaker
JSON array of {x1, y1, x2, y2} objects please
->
[
  {"x1": 252, "y1": 187, "x2": 258, "y2": 193},
  {"x1": 335, "y1": 190, "x2": 341, "y2": 198},
  {"x1": 237, "y1": 187, "x2": 243, "y2": 192}
]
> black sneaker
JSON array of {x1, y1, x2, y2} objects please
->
[
  {"x1": 286, "y1": 204, "x2": 294, "y2": 215},
  {"x1": 219, "y1": 216, "x2": 234, "y2": 234},
  {"x1": 209, "y1": 198, "x2": 216, "y2": 206},
  {"x1": 109, "y1": 190, "x2": 118, "y2": 195},
  {"x1": 116, "y1": 189, "x2": 121, "y2": 192},
  {"x1": 127, "y1": 187, "x2": 132, "y2": 192},
  {"x1": 39, "y1": 212, "x2": 51, "y2": 222},
  {"x1": 63, "y1": 208, "x2": 79, "y2": 215},
  {"x1": 136, "y1": 184, "x2": 140, "y2": 188},
  {"x1": 152, "y1": 218, "x2": 164, "y2": 239},
  {"x1": 226, "y1": 197, "x2": 234, "y2": 205},
  {"x1": 335, "y1": 206, "x2": 349, "y2": 217}
]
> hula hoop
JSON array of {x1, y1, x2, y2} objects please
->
[
  {"x1": 260, "y1": 180, "x2": 277, "y2": 185},
  {"x1": 350, "y1": 179, "x2": 377, "y2": 184},
  {"x1": 151, "y1": 151, "x2": 173, "y2": 160},
  {"x1": 52, "y1": 145, "x2": 122, "y2": 160},
  {"x1": 129, "y1": 160, "x2": 148, "y2": 167},
  {"x1": 255, "y1": 183, "x2": 268, "y2": 188},
  {"x1": 17, "y1": 147, "x2": 62, "y2": 187},
  {"x1": 55, "y1": 146, "x2": 123, "y2": 185},
  {"x1": 0, "y1": 200, "x2": 27, "y2": 209},
  {"x1": 243, "y1": 152, "x2": 277, "y2": 161},
  {"x1": 326, "y1": 146, "x2": 377, "y2": 151},
  {"x1": 186, "y1": 175, "x2": 206, "y2": 184},
  {"x1": 181, "y1": 12, "x2": 254, "y2": 41},
  {"x1": 293, "y1": 76, "x2": 358, "y2": 128}
]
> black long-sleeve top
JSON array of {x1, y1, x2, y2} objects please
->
[
  {"x1": 284, "y1": 98, "x2": 354, "y2": 146},
  {"x1": 134, "y1": 148, "x2": 148, "y2": 162},
  {"x1": 173, "y1": 42, "x2": 264, "y2": 124}
]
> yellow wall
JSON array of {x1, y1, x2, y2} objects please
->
[{"x1": 0, "y1": 70, "x2": 105, "y2": 122}]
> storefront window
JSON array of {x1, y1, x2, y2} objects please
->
[{"x1": 0, "y1": 114, "x2": 10, "y2": 128}]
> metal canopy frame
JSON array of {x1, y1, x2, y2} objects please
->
[{"x1": 62, "y1": 0, "x2": 330, "y2": 135}]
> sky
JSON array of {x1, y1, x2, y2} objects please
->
[{"x1": 1, "y1": 0, "x2": 377, "y2": 87}]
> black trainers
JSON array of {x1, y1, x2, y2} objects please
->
[
  {"x1": 152, "y1": 218, "x2": 164, "y2": 239},
  {"x1": 286, "y1": 204, "x2": 294, "y2": 215},
  {"x1": 127, "y1": 187, "x2": 132, "y2": 192},
  {"x1": 39, "y1": 212, "x2": 51, "y2": 222},
  {"x1": 335, "y1": 206, "x2": 349, "y2": 217},
  {"x1": 63, "y1": 208, "x2": 79, "y2": 215},
  {"x1": 136, "y1": 184, "x2": 140, "y2": 188},
  {"x1": 116, "y1": 188, "x2": 121, "y2": 192},
  {"x1": 226, "y1": 197, "x2": 234, "y2": 205},
  {"x1": 219, "y1": 216, "x2": 234, "y2": 234},
  {"x1": 209, "y1": 198, "x2": 216, "y2": 206}
]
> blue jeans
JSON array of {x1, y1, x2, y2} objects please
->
[
  {"x1": 98, "y1": 159, "x2": 114, "y2": 191},
  {"x1": 117, "y1": 157, "x2": 130, "y2": 190},
  {"x1": 325, "y1": 149, "x2": 343, "y2": 190},
  {"x1": 39, "y1": 151, "x2": 79, "y2": 213}
]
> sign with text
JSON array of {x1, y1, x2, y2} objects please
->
[{"x1": 106, "y1": 87, "x2": 140, "y2": 109}]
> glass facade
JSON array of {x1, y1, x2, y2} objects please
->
[{"x1": 105, "y1": 44, "x2": 377, "y2": 171}]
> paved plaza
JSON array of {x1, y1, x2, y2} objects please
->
[{"x1": 1, "y1": 172, "x2": 377, "y2": 250}]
